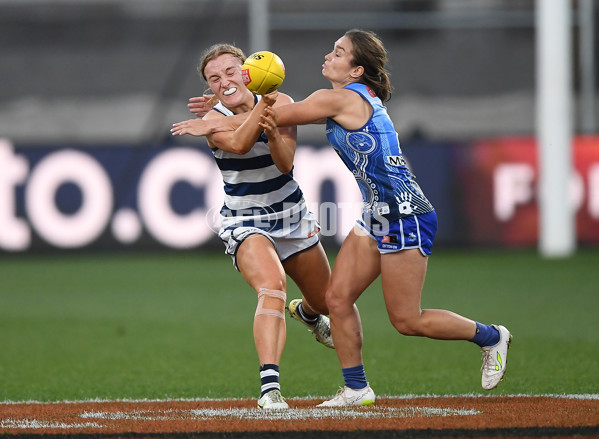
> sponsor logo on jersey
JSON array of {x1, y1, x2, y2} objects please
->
[{"x1": 386, "y1": 155, "x2": 406, "y2": 166}]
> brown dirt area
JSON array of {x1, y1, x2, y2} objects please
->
[{"x1": 1, "y1": 395, "x2": 598, "y2": 438}]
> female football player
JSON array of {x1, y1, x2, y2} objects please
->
[{"x1": 185, "y1": 43, "x2": 334, "y2": 410}]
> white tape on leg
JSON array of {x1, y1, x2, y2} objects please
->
[{"x1": 255, "y1": 288, "x2": 286, "y2": 320}]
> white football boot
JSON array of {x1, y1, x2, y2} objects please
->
[
  {"x1": 481, "y1": 324, "x2": 513, "y2": 390},
  {"x1": 257, "y1": 389, "x2": 289, "y2": 410},
  {"x1": 316, "y1": 385, "x2": 376, "y2": 407},
  {"x1": 288, "y1": 299, "x2": 334, "y2": 349}
]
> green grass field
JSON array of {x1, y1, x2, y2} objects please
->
[{"x1": 1, "y1": 248, "x2": 598, "y2": 402}]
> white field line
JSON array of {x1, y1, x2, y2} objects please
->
[
  {"x1": 0, "y1": 419, "x2": 104, "y2": 430},
  {"x1": 0, "y1": 406, "x2": 482, "y2": 429},
  {"x1": 76, "y1": 407, "x2": 482, "y2": 422}
]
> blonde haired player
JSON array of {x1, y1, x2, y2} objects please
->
[{"x1": 179, "y1": 44, "x2": 334, "y2": 410}]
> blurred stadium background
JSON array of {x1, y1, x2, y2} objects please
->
[{"x1": 0, "y1": 0, "x2": 598, "y2": 254}]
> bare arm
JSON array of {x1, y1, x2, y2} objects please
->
[
  {"x1": 171, "y1": 86, "x2": 366, "y2": 137},
  {"x1": 171, "y1": 111, "x2": 248, "y2": 137},
  {"x1": 203, "y1": 93, "x2": 286, "y2": 154},
  {"x1": 274, "y1": 88, "x2": 370, "y2": 130},
  {"x1": 171, "y1": 92, "x2": 245, "y2": 136},
  {"x1": 259, "y1": 104, "x2": 297, "y2": 174}
]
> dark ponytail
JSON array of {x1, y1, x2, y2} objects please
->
[{"x1": 344, "y1": 29, "x2": 392, "y2": 102}]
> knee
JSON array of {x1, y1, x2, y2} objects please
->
[
  {"x1": 389, "y1": 315, "x2": 424, "y2": 337},
  {"x1": 255, "y1": 287, "x2": 287, "y2": 320},
  {"x1": 324, "y1": 288, "x2": 351, "y2": 317}
]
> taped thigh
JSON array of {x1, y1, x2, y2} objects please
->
[{"x1": 255, "y1": 288, "x2": 286, "y2": 320}]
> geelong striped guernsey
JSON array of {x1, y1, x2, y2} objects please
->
[{"x1": 210, "y1": 97, "x2": 307, "y2": 236}]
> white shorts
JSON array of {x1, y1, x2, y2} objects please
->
[{"x1": 218, "y1": 211, "x2": 321, "y2": 270}]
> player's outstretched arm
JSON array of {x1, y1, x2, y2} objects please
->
[
  {"x1": 171, "y1": 113, "x2": 248, "y2": 137},
  {"x1": 273, "y1": 89, "x2": 341, "y2": 127}
]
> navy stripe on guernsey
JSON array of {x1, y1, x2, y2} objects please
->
[
  {"x1": 222, "y1": 173, "x2": 295, "y2": 197},
  {"x1": 224, "y1": 203, "x2": 307, "y2": 233},
  {"x1": 211, "y1": 99, "x2": 306, "y2": 235},
  {"x1": 225, "y1": 190, "x2": 304, "y2": 218},
  {"x1": 214, "y1": 154, "x2": 274, "y2": 172}
]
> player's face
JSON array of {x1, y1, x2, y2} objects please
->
[
  {"x1": 204, "y1": 54, "x2": 251, "y2": 106},
  {"x1": 322, "y1": 36, "x2": 359, "y2": 86}
]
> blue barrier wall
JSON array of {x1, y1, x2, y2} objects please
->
[{"x1": 2, "y1": 137, "x2": 598, "y2": 253}]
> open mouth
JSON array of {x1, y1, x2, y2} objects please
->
[{"x1": 223, "y1": 87, "x2": 237, "y2": 96}]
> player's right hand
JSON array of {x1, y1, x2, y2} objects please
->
[
  {"x1": 261, "y1": 91, "x2": 279, "y2": 107},
  {"x1": 188, "y1": 95, "x2": 217, "y2": 118}
]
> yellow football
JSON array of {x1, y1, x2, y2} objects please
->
[{"x1": 241, "y1": 51, "x2": 285, "y2": 95}]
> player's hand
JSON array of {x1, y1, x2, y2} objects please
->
[
  {"x1": 259, "y1": 106, "x2": 279, "y2": 138},
  {"x1": 171, "y1": 118, "x2": 211, "y2": 137},
  {"x1": 188, "y1": 95, "x2": 218, "y2": 118},
  {"x1": 261, "y1": 91, "x2": 279, "y2": 107}
]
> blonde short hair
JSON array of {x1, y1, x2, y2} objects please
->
[{"x1": 198, "y1": 44, "x2": 246, "y2": 81}]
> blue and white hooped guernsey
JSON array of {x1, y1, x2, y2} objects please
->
[
  {"x1": 211, "y1": 97, "x2": 306, "y2": 237},
  {"x1": 325, "y1": 82, "x2": 435, "y2": 225}
]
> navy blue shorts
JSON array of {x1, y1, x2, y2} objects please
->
[{"x1": 356, "y1": 211, "x2": 437, "y2": 256}]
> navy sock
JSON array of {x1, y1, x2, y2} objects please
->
[
  {"x1": 342, "y1": 364, "x2": 368, "y2": 390},
  {"x1": 471, "y1": 322, "x2": 500, "y2": 348},
  {"x1": 259, "y1": 364, "x2": 280, "y2": 397},
  {"x1": 297, "y1": 302, "x2": 318, "y2": 324}
]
